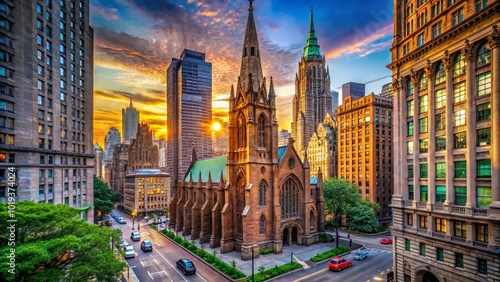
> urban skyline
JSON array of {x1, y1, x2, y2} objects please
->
[{"x1": 90, "y1": 0, "x2": 394, "y2": 145}]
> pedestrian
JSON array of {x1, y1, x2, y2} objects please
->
[
  {"x1": 347, "y1": 233, "x2": 350, "y2": 239},
  {"x1": 349, "y1": 239, "x2": 352, "y2": 247}
]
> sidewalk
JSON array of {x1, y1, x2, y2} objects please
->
[{"x1": 120, "y1": 266, "x2": 139, "y2": 282}]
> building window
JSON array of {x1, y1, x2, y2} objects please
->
[
  {"x1": 259, "y1": 180, "x2": 266, "y2": 206},
  {"x1": 477, "y1": 44, "x2": 491, "y2": 67},
  {"x1": 478, "y1": 258, "x2": 488, "y2": 274},
  {"x1": 419, "y1": 139, "x2": 428, "y2": 153},
  {"x1": 408, "y1": 165, "x2": 414, "y2": 178},
  {"x1": 454, "y1": 161, "x2": 466, "y2": 178},
  {"x1": 417, "y1": 33, "x2": 425, "y2": 47},
  {"x1": 407, "y1": 100, "x2": 414, "y2": 117},
  {"x1": 435, "y1": 113, "x2": 445, "y2": 131},
  {"x1": 452, "y1": 8, "x2": 463, "y2": 26},
  {"x1": 419, "y1": 243, "x2": 426, "y2": 256},
  {"x1": 408, "y1": 185, "x2": 414, "y2": 200},
  {"x1": 453, "y1": 54, "x2": 466, "y2": 77},
  {"x1": 419, "y1": 117, "x2": 428, "y2": 133},
  {"x1": 436, "y1": 136, "x2": 446, "y2": 151},
  {"x1": 435, "y1": 218, "x2": 446, "y2": 233},
  {"x1": 432, "y1": 22, "x2": 442, "y2": 38},
  {"x1": 454, "y1": 220, "x2": 467, "y2": 238},
  {"x1": 476, "y1": 72, "x2": 491, "y2": 96},
  {"x1": 454, "y1": 81, "x2": 468, "y2": 103},
  {"x1": 257, "y1": 114, "x2": 266, "y2": 148},
  {"x1": 420, "y1": 185, "x2": 428, "y2": 201},
  {"x1": 436, "y1": 248, "x2": 444, "y2": 261},
  {"x1": 476, "y1": 103, "x2": 491, "y2": 121},
  {"x1": 455, "y1": 253, "x2": 464, "y2": 267},
  {"x1": 280, "y1": 178, "x2": 298, "y2": 218},
  {"x1": 420, "y1": 164, "x2": 428, "y2": 178},
  {"x1": 408, "y1": 121, "x2": 414, "y2": 136},
  {"x1": 259, "y1": 215, "x2": 265, "y2": 234},
  {"x1": 407, "y1": 141, "x2": 414, "y2": 155},
  {"x1": 453, "y1": 132, "x2": 466, "y2": 149},
  {"x1": 237, "y1": 113, "x2": 246, "y2": 148},
  {"x1": 435, "y1": 89, "x2": 446, "y2": 109},
  {"x1": 477, "y1": 159, "x2": 491, "y2": 178},
  {"x1": 405, "y1": 239, "x2": 410, "y2": 251},
  {"x1": 477, "y1": 187, "x2": 492, "y2": 208},
  {"x1": 454, "y1": 109, "x2": 466, "y2": 126},
  {"x1": 477, "y1": 128, "x2": 491, "y2": 146},
  {"x1": 455, "y1": 186, "x2": 466, "y2": 205},
  {"x1": 436, "y1": 163, "x2": 446, "y2": 179},
  {"x1": 419, "y1": 215, "x2": 428, "y2": 229},
  {"x1": 407, "y1": 213, "x2": 413, "y2": 226},
  {"x1": 476, "y1": 0, "x2": 488, "y2": 11},
  {"x1": 419, "y1": 95, "x2": 428, "y2": 113},
  {"x1": 476, "y1": 224, "x2": 488, "y2": 243},
  {"x1": 435, "y1": 63, "x2": 446, "y2": 85}
]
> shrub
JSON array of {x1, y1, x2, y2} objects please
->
[
  {"x1": 310, "y1": 246, "x2": 350, "y2": 262},
  {"x1": 319, "y1": 233, "x2": 334, "y2": 242},
  {"x1": 181, "y1": 240, "x2": 190, "y2": 248},
  {"x1": 259, "y1": 247, "x2": 273, "y2": 255},
  {"x1": 244, "y1": 262, "x2": 302, "y2": 282},
  {"x1": 173, "y1": 236, "x2": 182, "y2": 244}
]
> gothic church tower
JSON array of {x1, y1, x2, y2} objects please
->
[
  {"x1": 221, "y1": 0, "x2": 280, "y2": 259},
  {"x1": 291, "y1": 9, "x2": 332, "y2": 155}
]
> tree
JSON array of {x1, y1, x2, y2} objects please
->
[
  {"x1": 346, "y1": 205, "x2": 379, "y2": 233},
  {"x1": 94, "y1": 176, "x2": 123, "y2": 220},
  {"x1": 323, "y1": 178, "x2": 364, "y2": 248},
  {"x1": 0, "y1": 201, "x2": 127, "y2": 281}
]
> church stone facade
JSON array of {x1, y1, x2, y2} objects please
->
[{"x1": 168, "y1": 2, "x2": 325, "y2": 260}]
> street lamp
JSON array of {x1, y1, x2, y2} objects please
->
[
  {"x1": 131, "y1": 210, "x2": 137, "y2": 230},
  {"x1": 251, "y1": 245, "x2": 254, "y2": 282}
]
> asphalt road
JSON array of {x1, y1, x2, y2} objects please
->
[
  {"x1": 112, "y1": 210, "x2": 230, "y2": 282},
  {"x1": 273, "y1": 246, "x2": 393, "y2": 282}
]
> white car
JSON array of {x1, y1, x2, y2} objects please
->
[
  {"x1": 119, "y1": 238, "x2": 130, "y2": 247},
  {"x1": 124, "y1": 246, "x2": 136, "y2": 259}
]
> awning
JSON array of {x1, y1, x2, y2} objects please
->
[{"x1": 76, "y1": 205, "x2": 92, "y2": 212}]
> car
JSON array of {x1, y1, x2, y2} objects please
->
[
  {"x1": 117, "y1": 218, "x2": 126, "y2": 224},
  {"x1": 143, "y1": 216, "x2": 149, "y2": 221},
  {"x1": 130, "y1": 232, "x2": 141, "y2": 241},
  {"x1": 141, "y1": 240, "x2": 153, "y2": 252},
  {"x1": 353, "y1": 251, "x2": 368, "y2": 260},
  {"x1": 328, "y1": 257, "x2": 352, "y2": 272},
  {"x1": 123, "y1": 246, "x2": 136, "y2": 259},
  {"x1": 380, "y1": 237, "x2": 393, "y2": 244},
  {"x1": 118, "y1": 237, "x2": 130, "y2": 247},
  {"x1": 176, "y1": 258, "x2": 196, "y2": 275}
]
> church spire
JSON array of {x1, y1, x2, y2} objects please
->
[
  {"x1": 239, "y1": 0, "x2": 264, "y2": 93},
  {"x1": 129, "y1": 98, "x2": 133, "y2": 108},
  {"x1": 303, "y1": 7, "x2": 321, "y2": 59}
]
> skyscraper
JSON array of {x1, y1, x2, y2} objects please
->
[
  {"x1": 122, "y1": 98, "x2": 140, "y2": 142},
  {"x1": 291, "y1": 9, "x2": 332, "y2": 154},
  {"x1": 104, "y1": 127, "x2": 121, "y2": 163},
  {"x1": 341, "y1": 82, "x2": 365, "y2": 101},
  {"x1": 166, "y1": 49, "x2": 212, "y2": 184},
  {"x1": 331, "y1": 90, "x2": 339, "y2": 114},
  {"x1": 389, "y1": 1, "x2": 499, "y2": 281},
  {"x1": 0, "y1": 1, "x2": 94, "y2": 221},
  {"x1": 94, "y1": 143, "x2": 103, "y2": 179}
]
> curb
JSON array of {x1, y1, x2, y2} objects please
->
[
  {"x1": 266, "y1": 266, "x2": 304, "y2": 282},
  {"x1": 311, "y1": 251, "x2": 352, "y2": 265},
  {"x1": 150, "y1": 227, "x2": 237, "y2": 282}
]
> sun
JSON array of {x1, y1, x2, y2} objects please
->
[{"x1": 212, "y1": 122, "x2": 221, "y2": 131}]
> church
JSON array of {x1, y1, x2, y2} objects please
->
[{"x1": 168, "y1": 1, "x2": 326, "y2": 260}]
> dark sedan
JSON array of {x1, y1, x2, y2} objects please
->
[
  {"x1": 176, "y1": 258, "x2": 196, "y2": 275},
  {"x1": 141, "y1": 240, "x2": 153, "y2": 252}
]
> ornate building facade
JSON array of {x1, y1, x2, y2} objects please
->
[
  {"x1": 306, "y1": 113, "x2": 337, "y2": 179},
  {"x1": 128, "y1": 123, "x2": 158, "y2": 171},
  {"x1": 168, "y1": 2, "x2": 325, "y2": 260},
  {"x1": 291, "y1": 9, "x2": 332, "y2": 155},
  {"x1": 389, "y1": 0, "x2": 500, "y2": 281},
  {"x1": 124, "y1": 169, "x2": 170, "y2": 215}
]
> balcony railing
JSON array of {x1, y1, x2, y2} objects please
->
[
  {"x1": 433, "y1": 203, "x2": 444, "y2": 211},
  {"x1": 473, "y1": 207, "x2": 488, "y2": 217},
  {"x1": 405, "y1": 200, "x2": 413, "y2": 207},
  {"x1": 417, "y1": 201, "x2": 427, "y2": 209},
  {"x1": 451, "y1": 205, "x2": 466, "y2": 214}
]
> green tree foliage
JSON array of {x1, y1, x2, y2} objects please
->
[
  {"x1": 94, "y1": 176, "x2": 122, "y2": 218},
  {"x1": 0, "y1": 201, "x2": 127, "y2": 281},
  {"x1": 346, "y1": 205, "x2": 379, "y2": 233}
]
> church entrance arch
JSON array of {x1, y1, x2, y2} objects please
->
[
  {"x1": 282, "y1": 228, "x2": 290, "y2": 245},
  {"x1": 291, "y1": 226, "x2": 298, "y2": 244}
]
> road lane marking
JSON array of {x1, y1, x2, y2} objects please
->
[
  {"x1": 140, "y1": 260, "x2": 144, "y2": 267},
  {"x1": 147, "y1": 270, "x2": 155, "y2": 280},
  {"x1": 294, "y1": 267, "x2": 329, "y2": 281},
  {"x1": 155, "y1": 250, "x2": 189, "y2": 282}
]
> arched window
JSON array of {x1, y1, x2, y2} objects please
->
[
  {"x1": 435, "y1": 62, "x2": 445, "y2": 85},
  {"x1": 280, "y1": 178, "x2": 298, "y2": 218},
  {"x1": 453, "y1": 54, "x2": 466, "y2": 77},
  {"x1": 258, "y1": 114, "x2": 266, "y2": 148},
  {"x1": 238, "y1": 113, "x2": 246, "y2": 148},
  {"x1": 477, "y1": 43, "x2": 491, "y2": 67},
  {"x1": 407, "y1": 79, "x2": 414, "y2": 96},
  {"x1": 214, "y1": 192, "x2": 217, "y2": 204},
  {"x1": 259, "y1": 215, "x2": 265, "y2": 234},
  {"x1": 259, "y1": 180, "x2": 266, "y2": 206},
  {"x1": 419, "y1": 73, "x2": 427, "y2": 90},
  {"x1": 310, "y1": 210, "x2": 315, "y2": 230},
  {"x1": 236, "y1": 175, "x2": 245, "y2": 212}
]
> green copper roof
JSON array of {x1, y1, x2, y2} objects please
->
[
  {"x1": 185, "y1": 156, "x2": 227, "y2": 183},
  {"x1": 303, "y1": 9, "x2": 321, "y2": 59}
]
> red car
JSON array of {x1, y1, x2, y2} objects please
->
[
  {"x1": 328, "y1": 257, "x2": 352, "y2": 272},
  {"x1": 380, "y1": 237, "x2": 393, "y2": 244}
]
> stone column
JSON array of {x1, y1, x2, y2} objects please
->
[
  {"x1": 487, "y1": 26, "x2": 500, "y2": 207},
  {"x1": 445, "y1": 49, "x2": 456, "y2": 207},
  {"x1": 426, "y1": 59, "x2": 436, "y2": 209},
  {"x1": 413, "y1": 74, "x2": 420, "y2": 207},
  {"x1": 463, "y1": 40, "x2": 477, "y2": 209},
  {"x1": 392, "y1": 78, "x2": 403, "y2": 198}
]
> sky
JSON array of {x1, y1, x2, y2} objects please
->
[{"x1": 91, "y1": 0, "x2": 394, "y2": 146}]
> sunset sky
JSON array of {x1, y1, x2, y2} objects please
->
[{"x1": 91, "y1": 0, "x2": 394, "y2": 146}]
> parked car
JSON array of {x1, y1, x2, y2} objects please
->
[
  {"x1": 353, "y1": 251, "x2": 368, "y2": 260},
  {"x1": 176, "y1": 258, "x2": 196, "y2": 275},
  {"x1": 118, "y1": 237, "x2": 130, "y2": 247},
  {"x1": 130, "y1": 232, "x2": 141, "y2": 241},
  {"x1": 123, "y1": 246, "x2": 136, "y2": 259},
  {"x1": 141, "y1": 240, "x2": 153, "y2": 252},
  {"x1": 380, "y1": 237, "x2": 393, "y2": 244},
  {"x1": 328, "y1": 257, "x2": 352, "y2": 272},
  {"x1": 143, "y1": 216, "x2": 149, "y2": 221}
]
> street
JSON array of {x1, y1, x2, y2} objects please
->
[{"x1": 112, "y1": 210, "x2": 230, "y2": 282}]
